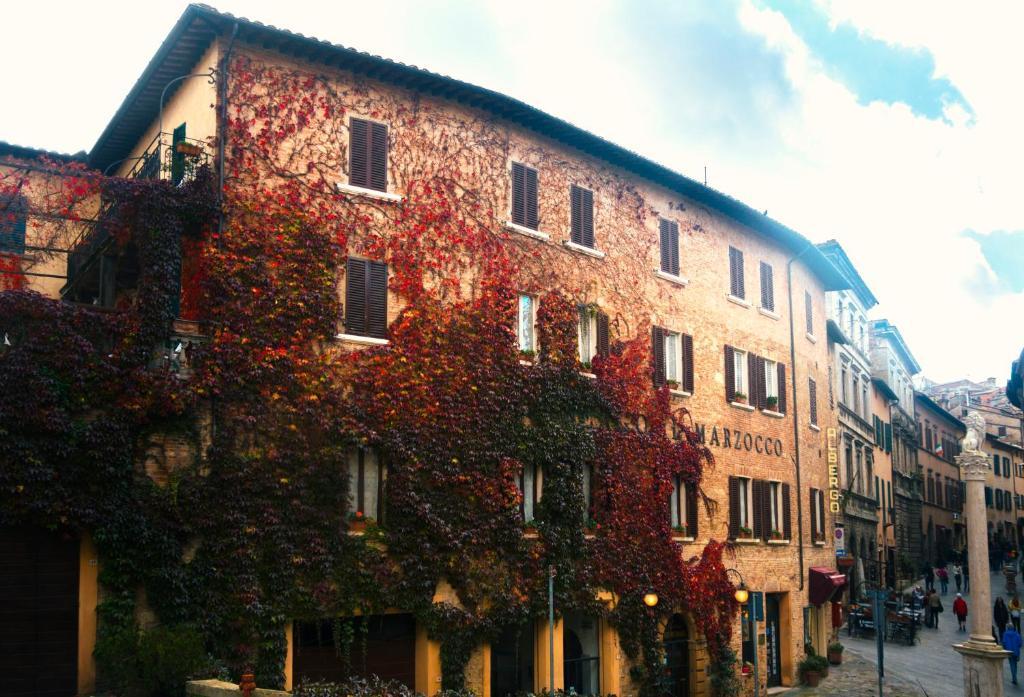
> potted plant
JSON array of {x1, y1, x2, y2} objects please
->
[
  {"x1": 798, "y1": 655, "x2": 828, "y2": 686},
  {"x1": 766, "y1": 395, "x2": 778, "y2": 410},
  {"x1": 741, "y1": 661, "x2": 753, "y2": 676},
  {"x1": 738, "y1": 526, "x2": 753, "y2": 540},
  {"x1": 524, "y1": 519, "x2": 539, "y2": 536},
  {"x1": 519, "y1": 349, "x2": 536, "y2": 361},
  {"x1": 580, "y1": 361, "x2": 593, "y2": 372},
  {"x1": 672, "y1": 524, "x2": 687, "y2": 537},
  {"x1": 827, "y1": 641, "x2": 844, "y2": 665},
  {"x1": 770, "y1": 529, "x2": 783, "y2": 541},
  {"x1": 666, "y1": 379, "x2": 679, "y2": 390},
  {"x1": 348, "y1": 511, "x2": 367, "y2": 532},
  {"x1": 175, "y1": 141, "x2": 203, "y2": 157},
  {"x1": 734, "y1": 391, "x2": 748, "y2": 404}
]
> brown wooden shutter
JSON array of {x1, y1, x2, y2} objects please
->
[
  {"x1": 685, "y1": 482, "x2": 698, "y2": 537},
  {"x1": 345, "y1": 258, "x2": 367, "y2": 335},
  {"x1": 668, "y1": 221, "x2": 679, "y2": 275},
  {"x1": 369, "y1": 122, "x2": 388, "y2": 192},
  {"x1": 681, "y1": 333, "x2": 694, "y2": 394},
  {"x1": 728, "y1": 476, "x2": 740, "y2": 539},
  {"x1": 752, "y1": 479, "x2": 765, "y2": 540},
  {"x1": 755, "y1": 356, "x2": 767, "y2": 409},
  {"x1": 805, "y1": 290, "x2": 813, "y2": 334},
  {"x1": 659, "y1": 219, "x2": 673, "y2": 274},
  {"x1": 724, "y1": 345, "x2": 735, "y2": 402},
  {"x1": 777, "y1": 363, "x2": 786, "y2": 414},
  {"x1": 729, "y1": 247, "x2": 745, "y2": 298},
  {"x1": 349, "y1": 118, "x2": 370, "y2": 188},
  {"x1": 582, "y1": 187, "x2": 594, "y2": 248},
  {"x1": 809, "y1": 488, "x2": 818, "y2": 540},
  {"x1": 511, "y1": 163, "x2": 526, "y2": 226},
  {"x1": 525, "y1": 165, "x2": 539, "y2": 229},
  {"x1": 809, "y1": 378, "x2": 818, "y2": 425},
  {"x1": 571, "y1": 185, "x2": 583, "y2": 245},
  {"x1": 818, "y1": 488, "x2": 826, "y2": 536},
  {"x1": 367, "y1": 260, "x2": 388, "y2": 339},
  {"x1": 596, "y1": 312, "x2": 610, "y2": 358},
  {"x1": 652, "y1": 326, "x2": 666, "y2": 387},
  {"x1": 747, "y1": 352, "x2": 757, "y2": 403},
  {"x1": 760, "y1": 261, "x2": 774, "y2": 311},
  {"x1": 782, "y1": 483, "x2": 792, "y2": 540}
]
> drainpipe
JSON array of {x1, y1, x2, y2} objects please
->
[{"x1": 787, "y1": 243, "x2": 813, "y2": 591}]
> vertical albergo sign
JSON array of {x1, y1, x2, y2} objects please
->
[{"x1": 826, "y1": 427, "x2": 841, "y2": 512}]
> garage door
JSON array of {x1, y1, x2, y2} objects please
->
[
  {"x1": 294, "y1": 613, "x2": 416, "y2": 689},
  {"x1": 0, "y1": 527, "x2": 79, "y2": 697}
]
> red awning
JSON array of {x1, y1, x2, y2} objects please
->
[{"x1": 809, "y1": 567, "x2": 847, "y2": 606}]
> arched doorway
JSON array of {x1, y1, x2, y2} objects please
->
[{"x1": 662, "y1": 614, "x2": 690, "y2": 697}]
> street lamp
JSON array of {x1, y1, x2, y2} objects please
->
[
  {"x1": 643, "y1": 592, "x2": 659, "y2": 607},
  {"x1": 725, "y1": 569, "x2": 757, "y2": 697}
]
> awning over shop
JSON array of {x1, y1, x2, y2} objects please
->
[{"x1": 809, "y1": 567, "x2": 847, "y2": 606}]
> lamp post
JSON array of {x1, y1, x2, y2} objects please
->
[
  {"x1": 726, "y1": 569, "x2": 756, "y2": 697},
  {"x1": 548, "y1": 565, "x2": 555, "y2": 695},
  {"x1": 955, "y1": 411, "x2": 1009, "y2": 697}
]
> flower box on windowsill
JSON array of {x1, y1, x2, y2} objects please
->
[
  {"x1": 336, "y1": 182, "x2": 405, "y2": 203},
  {"x1": 505, "y1": 221, "x2": 550, "y2": 241},
  {"x1": 813, "y1": 535, "x2": 827, "y2": 546},
  {"x1": 348, "y1": 513, "x2": 375, "y2": 534}
]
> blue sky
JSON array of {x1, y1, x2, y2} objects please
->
[{"x1": 2, "y1": 0, "x2": 1021, "y2": 382}]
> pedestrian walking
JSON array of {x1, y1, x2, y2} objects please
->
[
  {"x1": 924, "y1": 564, "x2": 935, "y2": 592},
  {"x1": 924, "y1": 589, "x2": 934, "y2": 627},
  {"x1": 1004, "y1": 624, "x2": 1022, "y2": 685},
  {"x1": 1011, "y1": 595, "x2": 1022, "y2": 632},
  {"x1": 953, "y1": 563, "x2": 963, "y2": 593},
  {"x1": 953, "y1": 593, "x2": 968, "y2": 631},
  {"x1": 937, "y1": 565, "x2": 949, "y2": 595},
  {"x1": 964, "y1": 563, "x2": 971, "y2": 593},
  {"x1": 996, "y1": 597, "x2": 1010, "y2": 642},
  {"x1": 929, "y1": 589, "x2": 943, "y2": 628}
]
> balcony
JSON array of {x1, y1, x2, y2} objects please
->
[{"x1": 61, "y1": 133, "x2": 211, "y2": 306}]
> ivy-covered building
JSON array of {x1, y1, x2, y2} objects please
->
[{"x1": 0, "y1": 6, "x2": 854, "y2": 697}]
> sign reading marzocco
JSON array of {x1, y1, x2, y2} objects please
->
[{"x1": 691, "y1": 422, "x2": 785, "y2": 457}]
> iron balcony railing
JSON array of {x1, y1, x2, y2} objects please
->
[{"x1": 125, "y1": 131, "x2": 210, "y2": 184}]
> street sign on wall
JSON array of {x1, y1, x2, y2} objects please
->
[{"x1": 834, "y1": 527, "x2": 845, "y2": 556}]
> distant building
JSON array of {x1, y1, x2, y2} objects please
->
[{"x1": 914, "y1": 392, "x2": 965, "y2": 565}]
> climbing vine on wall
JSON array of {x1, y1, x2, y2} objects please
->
[{"x1": 0, "y1": 52, "x2": 739, "y2": 696}]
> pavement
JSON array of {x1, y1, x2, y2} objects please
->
[{"x1": 783, "y1": 571, "x2": 1022, "y2": 697}]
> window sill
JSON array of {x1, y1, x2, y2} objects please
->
[
  {"x1": 733, "y1": 537, "x2": 760, "y2": 545},
  {"x1": 672, "y1": 536, "x2": 696, "y2": 543},
  {"x1": 523, "y1": 530, "x2": 540, "y2": 539},
  {"x1": 670, "y1": 389, "x2": 691, "y2": 398},
  {"x1": 655, "y1": 270, "x2": 690, "y2": 287},
  {"x1": 336, "y1": 333, "x2": 390, "y2": 346},
  {"x1": 336, "y1": 182, "x2": 404, "y2": 202},
  {"x1": 813, "y1": 540, "x2": 827, "y2": 546},
  {"x1": 758, "y1": 307, "x2": 780, "y2": 320},
  {"x1": 762, "y1": 409, "x2": 785, "y2": 418},
  {"x1": 505, "y1": 221, "x2": 550, "y2": 241},
  {"x1": 727, "y1": 294, "x2": 751, "y2": 308},
  {"x1": 767, "y1": 539, "x2": 790, "y2": 545},
  {"x1": 810, "y1": 423, "x2": 821, "y2": 432},
  {"x1": 580, "y1": 371, "x2": 597, "y2": 379},
  {"x1": 730, "y1": 401, "x2": 755, "y2": 412},
  {"x1": 519, "y1": 359, "x2": 537, "y2": 367},
  {"x1": 564, "y1": 240, "x2": 606, "y2": 258},
  {"x1": 806, "y1": 332, "x2": 817, "y2": 344}
]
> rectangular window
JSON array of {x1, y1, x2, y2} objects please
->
[
  {"x1": 582, "y1": 464, "x2": 593, "y2": 519},
  {"x1": 996, "y1": 489, "x2": 1004, "y2": 510},
  {"x1": 659, "y1": 218, "x2": 680, "y2": 276},
  {"x1": 1004, "y1": 457, "x2": 1011, "y2": 479},
  {"x1": 852, "y1": 376, "x2": 860, "y2": 414},
  {"x1": 570, "y1": 185, "x2": 595, "y2": 248},
  {"x1": 519, "y1": 463, "x2": 543, "y2": 521},
  {"x1": 759, "y1": 261, "x2": 775, "y2": 312},
  {"x1": 511, "y1": 162, "x2": 539, "y2": 229},
  {"x1": 518, "y1": 294, "x2": 536, "y2": 353},
  {"x1": 665, "y1": 331, "x2": 682, "y2": 385},
  {"x1": 728, "y1": 246, "x2": 745, "y2": 299},
  {"x1": 729, "y1": 476, "x2": 754, "y2": 538},
  {"x1": 734, "y1": 349, "x2": 749, "y2": 399},
  {"x1": 809, "y1": 378, "x2": 818, "y2": 425},
  {"x1": 986, "y1": 486, "x2": 993, "y2": 508},
  {"x1": 810, "y1": 488, "x2": 825, "y2": 541},
  {"x1": 764, "y1": 359, "x2": 779, "y2": 408},
  {"x1": 170, "y1": 122, "x2": 187, "y2": 185},
  {"x1": 840, "y1": 366, "x2": 848, "y2": 404},
  {"x1": 347, "y1": 448, "x2": 384, "y2": 521},
  {"x1": 769, "y1": 481, "x2": 782, "y2": 536},
  {"x1": 349, "y1": 117, "x2": 388, "y2": 192},
  {"x1": 345, "y1": 258, "x2": 388, "y2": 339},
  {"x1": 805, "y1": 290, "x2": 814, "y2": 334},
  {"x1": 738, "y1": 477, "x2": 751, "y2": 530},
  {"x1": 654, "y1": 328, "x2": 693, "y2": 392},
  {"x1": 0, "y1": 194, "x2": 27, "y2": 255}
]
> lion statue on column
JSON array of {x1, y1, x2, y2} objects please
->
[{"x1": 962, "y1": 411, "x2": 986, "y2": 454}]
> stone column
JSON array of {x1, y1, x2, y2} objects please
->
[{"x1": 954, "y1": 411, "x2": 1008, "y2": 697}]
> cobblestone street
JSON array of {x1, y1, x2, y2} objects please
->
[{"x1": 785, "y1": 573, "x2": 1023, "y2": 696}]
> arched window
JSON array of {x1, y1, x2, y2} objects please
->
[{"x1": 0, "y1": 194, "x2": 28, "y2": 255}]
